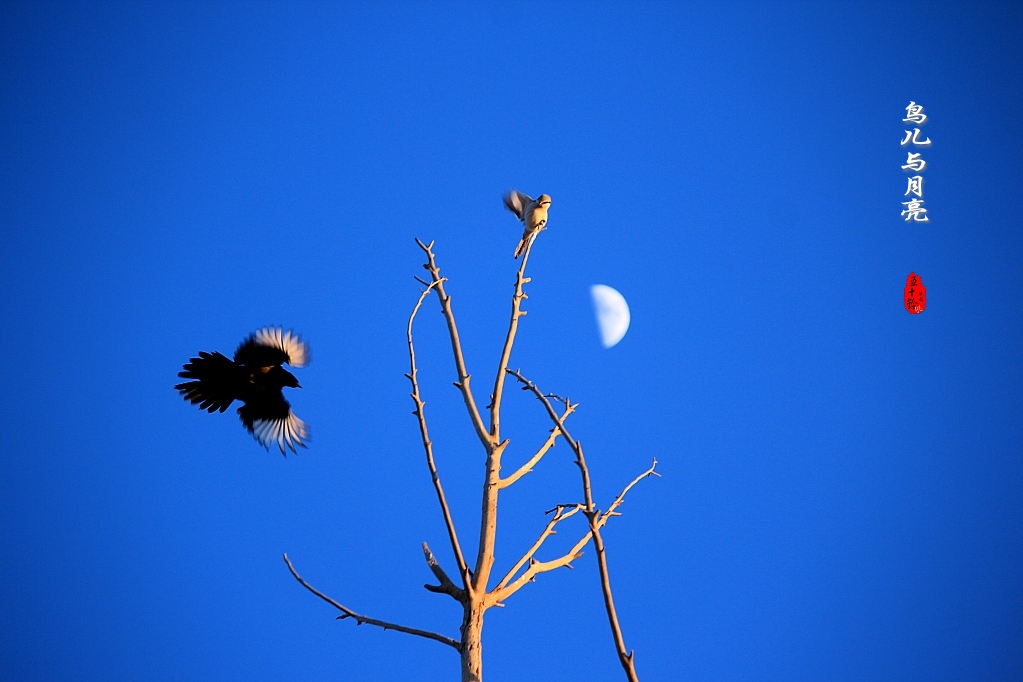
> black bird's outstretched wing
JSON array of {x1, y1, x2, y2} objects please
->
[
  {"x1": 175, "y1": 351, "x2": 244, "y2": 413},
  {"x1": 234, "y1": 327, "x2": 309, "y2": 368},
  {"x1": 238, "y1": 394, "x2": 308, "y2": 455}
]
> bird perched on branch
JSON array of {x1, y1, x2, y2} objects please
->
[
  {"x1": 176, "y1": 327, "x2": 310, "y2": 455},
  {"x1": 503, "y1": 190, "x2": 552, "y2": 259}
]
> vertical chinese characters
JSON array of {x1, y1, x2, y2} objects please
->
[{"x1": 901, "y1": 102, "x2": 931, "y2": 222}]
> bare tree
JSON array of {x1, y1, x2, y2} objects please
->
[{"x1": 284, "y1": 227, "x2": 658, "y2": 681}]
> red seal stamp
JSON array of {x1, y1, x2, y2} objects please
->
[{"x1": 904, "y1": 273, "x2": 926, "y2": 314}]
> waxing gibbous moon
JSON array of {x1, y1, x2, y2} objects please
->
[{"x1": 590, "y1": 284, "x2": 630, "y2": 348}]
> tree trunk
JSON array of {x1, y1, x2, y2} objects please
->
[{"x1": 460, "y1": 603, "x2": 484, "y2": 682}]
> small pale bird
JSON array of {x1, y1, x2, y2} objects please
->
[
  {"x1": 176, "y1": 327, "x2": 310, "y2": 455},
  {"x1": 503, "y1": 190, "x2": 552, "y2": 259}
]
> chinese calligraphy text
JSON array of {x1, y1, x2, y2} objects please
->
[{"x1": 901, "y1": 102, "x2": 931, "y2": 222}]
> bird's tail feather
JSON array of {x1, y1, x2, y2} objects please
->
[{"x1": 514, "y1": 237, "x2": 527, "y2": 259}]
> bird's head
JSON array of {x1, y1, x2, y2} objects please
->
[
  {"x1": 268, "y1": 365, "x2": 302, "y2": 389},
  {"x1": 538, "y1": 194, "x2": 552, "y2": 207}
]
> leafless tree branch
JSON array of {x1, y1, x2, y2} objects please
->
[
  {"x1": 491, "y1": 459, "x2": 657, "y2": 603},
  {"x1": 416, "y1": 237, "x2": 510, "y2": 595},
  {"x1": 506, "y1": 370, "x2": 580, "y2": 449},
  {"x1": 559, "y1": 459, "x2": 661, "y2": 557},
  {"x1": 407, "y1": 278, "x2": 471, "y2": 588},
  {"x1": 422, "y1": 542, "x2": 465, "y2": 601},
  {"x1": 495, "y1": 504, "x2": 583, "y2": 591},
  {"x1": 471, "y1": 232, "x2": 551, "y2": 593},
  {"x1": 283, "y1": 553, "x2": 462, "y2": 652},
  {"x1": 497, "y1": 401, "x2": 574, "y2": 489},
  {"x1": 492, "y1": 551, "x2": 583, "y2": 602},
  {"x1": 488, "y1": 235, "x2": 537, "y2": 441},
  {"x1": 506, "y1": 368, "x2": 659, "y2": 682},
  {"x1": 414, "y1": 238, "x2": 491, "y2": 452},
  {"x1": 417, "y1": 234, "x2": 536, "y2": 596}
]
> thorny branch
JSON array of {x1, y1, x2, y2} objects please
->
[
  {"x1": 283, "y1": 553, "x2": 461, "y2": 651},
  {"x1": 506, "y1": 368, "x2": 659, "y2": 682},
  {"x1": 406, "y1": 277, "x2": 471, "y2": 588}
]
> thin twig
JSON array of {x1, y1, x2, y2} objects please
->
[
  {"x1": 507, "y1": 369, "x2": 658, "y2": 682},
  {"x1": 506, "y1": 370, "x2": 580, "y2": 449},
  {"x1": 497, "y1": 401, "x2": 575, "y2": 489},
  {"x1": 407, "y1": 279, "x2": 471, "y2": 588},
  {"x1": 495, "y1": 505, "x2": 583, "y2": 590},
  {"x1": 557, "y1": 459, "x2": 660, "y2": 563},
  {"x1": 283, "y1": 553, "x2": 461, "y2": 652}
]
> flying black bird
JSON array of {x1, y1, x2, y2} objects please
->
[{"x1": 176, "y1": 327, "x2": 309, "y2": 454}]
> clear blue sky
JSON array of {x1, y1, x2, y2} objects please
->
[{"x1": 2, "y1": 2, "x2": 1021, "y2": 680}]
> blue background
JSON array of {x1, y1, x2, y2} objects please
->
[{"x1": 2, "y1": 2, "x2": 1021, "y2": 680}]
